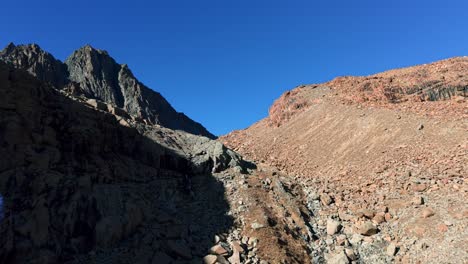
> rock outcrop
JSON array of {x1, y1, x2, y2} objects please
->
[
  {"x1": 0, "y1": 43, "x2": 215, "y2": 139},
  {"x1": 0, "y1": 42, "x2": 68, "y2": 87},
  {"x1": 0, "y1": 61, "x2": 243, "y2": 263}
]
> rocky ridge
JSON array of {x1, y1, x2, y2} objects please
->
[
  {"x1": 1, "y1": 43, "x2": 467, "y2": 264},
  {"x1": 0, "y1": 57, "x2": 317, "y2": 264},
  {"x1": 0, "y1": 43, "x2": 214, "y2": 138},
  {"x1": 222, "y1": 57, "x2": 467, "y2": 263},
  {"x1": 267, "y1": 57, "x2": 467, "y2": 127},
  {"x1": 0, "y1": 60, "x2": 257, "y2": 263}
]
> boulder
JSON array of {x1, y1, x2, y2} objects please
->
[
  {"x1": 327, "y1": 219, "x2": 341, "y2": 235},
  {"x1": 357, "y1": 222, "x2": 378, "y2": 236}
]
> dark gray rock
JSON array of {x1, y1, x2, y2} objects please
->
[
  {"x1": 0, "y1": 61, "x2": 238, "y2": 263},
  {"x1": 0, "y1": 43, "x2": 68, "y2": 87},
  {"x1": 64, "y1": 45, "x2": 215, "y2": 138}
]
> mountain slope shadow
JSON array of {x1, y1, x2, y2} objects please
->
[{"x1": 0, "y1": 62, "x2": 233, "y2": 264}]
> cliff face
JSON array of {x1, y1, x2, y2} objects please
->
[
  {"x1": 0, "y1": 43, "x2": 215, "y2": 139},
  {"x1": 0, "y1": 60, "x2": 244, "y2": 263}
]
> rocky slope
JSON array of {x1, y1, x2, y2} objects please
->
[
  {"x1": 0, "y1": 60, "x2": 251, "y2": 263},
  {"x1": 222, "y1": 58, "x2": 468, "y2": 263},
  {"x1": 0, "y1": 57, "x2": 324, "y2": 264},
  {"x1": 0, "y1": 43, "x2": 214, "y2": 138},
  {"x1": 267, "y1": 57, "x2": 467, "y2": 127},
  {"x1": 1, "y1": 43, "x2": 467, "y2": 264}
]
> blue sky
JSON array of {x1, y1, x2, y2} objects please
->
[{"x1": 1, "y1": 0, "x2": 467, "y2": 135}]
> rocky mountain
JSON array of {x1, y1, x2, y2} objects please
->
[
  {"x1": 222, "y1": 57, "x2": 467, "y2": 263},
  {"x1": 0, "y1": 42, "x2": 68, "y2": 87},
  {"x1": 0, "y1": 43, "x2": 214, "y2": 139},
  {"x1": 0, "y1": 60, "x2": 250, "y2": 263},
  {"x1": 1, "y1": 42, "x2": 467, "y2": 264}
]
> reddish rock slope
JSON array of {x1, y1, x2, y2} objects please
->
[{"x1": 221, "y1": 57, "x2": 467, "y2": 263}]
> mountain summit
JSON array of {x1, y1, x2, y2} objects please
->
[{"x1": 0, "y1": 43, "x2": 215, "y2": 138}]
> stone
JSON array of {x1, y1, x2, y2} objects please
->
[
  {"x1": 372, "y1": 213, "x2": 386, "y2": 224},
  {"x1": 327, "y1": 218, "x2": 342, "y2": 235},
  {"x1": 228, "y1": 251, "x2": 241, "y2": 264},
  {"x1": 338, "y1": 211, "x2": 353, "y2": 221},
  {"x1": 309, "y1": 192, "x2": 320, "y2": 201},
  {"x1": 231, "y1": 241, "x2": 245, "y2": 253},
  {"x1": 320, "y1": 193, "x2": 333, "y2": 206},
  {"x1": 248, "y1": 237, "x2": 258, "y2": 247},
  {"x1": 336, "y1": 234, "x2": 347, "y2": 246},
  {"x1": 357, "y1": 222, "x2": 378, "y2": 236},
  {"x1": 328, "y1": 250, "x2": 349, "y2": 264},
  {"x1": 107, "y1": 104, "x2": 131, "y2": 119},
  {"x1": 356, "y1": 209, "x2": 375, "y2": 219},
  {"x1": 203, "y1": 254, "x2": 218, "y2": 264},
  {"x1": 384, "y1": 213, "x2": 392, "y2": 222},
  {"x1": 209, "y1": 244, "x2": 228, "y2": 256},
  {"x1": 251, "y1": 222, "x2": 265, "y2": 230},
  {"x1": 412, "y1": 196, "x2": 424, "y2": 205},
  {"x1": 86, "y1": 99, "x2": 108, "y2": 111},
  {"x1": 216, "y1": 255, "x2": 230, "y2": 264},
  {"x1": 345, "y1": 248, "x2": 357, "y2": 261},
  {"x1": 349, "y1": 234, "x2": 363, "y2": 245},
  {"x1": 386, "y1": 243, "x2": 397, "y2": 256},
  {"x1": 421, "y1": 208, "x2": 435, "y2": 218},
  {"x1": 412, "y1": 184, "x2": 427, "y2": 192}
]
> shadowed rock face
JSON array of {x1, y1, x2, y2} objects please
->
[
  {"x1": 0, "y1": 61, "x2": 241, "y2": 263},
  {"x1": 0, "y1": 43, "x2": 215, "y2": 139},
  {"x1": 0, "y1": 195, "x2": 3, "y2": 220},
  {"x1": 0, "y1": 43, "x2": 68, "y2": 87}
]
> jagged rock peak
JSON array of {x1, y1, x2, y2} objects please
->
[
  {"x1": 0, "y1": 42, "x2": 216, "y2": 139},
  {"x1": 2, "y1": 42, "x2": 16, "y2": 53},
  {"x1": 1, "y1": 43, "x2": 46, "y2": 56},
  {"x1": 65, "y1": 44, "x2": 125, "y2": 106},
  {"x1": 72, "y1": 44, "x2": 111, "y2": 57},
  {"x1": 65, "y1": 44, "x2": 216, "y2": 138},
  {"x1": 0, "y1": 42, "x2": 68, "y2": 87}
]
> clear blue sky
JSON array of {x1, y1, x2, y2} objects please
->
[{"x1": 1, "y1": 0, "x2": 467, "y2": 135}]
